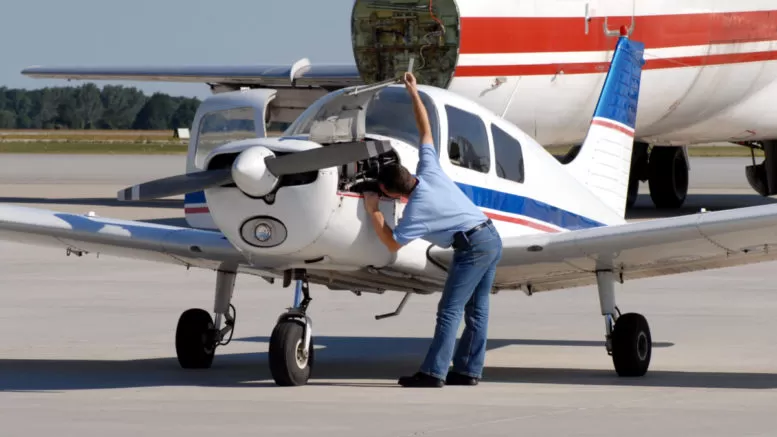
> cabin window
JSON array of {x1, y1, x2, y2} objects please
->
[
  {"x1": 491, "y1": 124, "x2": 525, "y2": 183},
  {"x1": 445, "y1": 105, "x2": 490, "y2": 174},
  {"x1": 195, "y1": 107, "x2": 257, "y2": 167}
]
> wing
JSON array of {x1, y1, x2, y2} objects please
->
[
  {"x1": 21, "y1": 60, "x2": 363, "y2": 90},
  {"x1": 428, "y1": 204, "x2": 777, "y2": 293},
  {"x1": 0, "y1": 204, "x2": 258, "y2": 273}
]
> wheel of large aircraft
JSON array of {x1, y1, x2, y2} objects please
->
[
  {"x1": 626, "y1": 174, "x2": 639, "y2": 209},
  {"x1": 175, "y1": 308, "x2": 217, "y2": 369},
  {"x1": 611, "y1": 313, "x2": 652, "y2": 377},
  {"x1": 648, "y1": 146, "x2": 689, "y2": 209},
  {"x1": 269, "y1": 320, "x2": 315, "y2": 386}
]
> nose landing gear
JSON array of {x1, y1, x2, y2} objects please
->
[{"x1": 269, "y1": 269, "x2": 315, "y2": 386}]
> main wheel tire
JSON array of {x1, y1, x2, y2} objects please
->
[
  {"x1": 175, "y1": 308, "x2": 216, "y2": 369},
  {"x1": 611, "y1": 313, "x2": 652, "y2": 377},
  {"x1": 647, "y1": 146, "x2": 689, "y2": 209},
  {"x1": 269, "y1": 320, "x2": 314, "y2": 386}
]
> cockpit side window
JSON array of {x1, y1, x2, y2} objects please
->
[
  {"x1": 445, "y1": 105, "x2": 490, "y2": 174},
  {"x1": 195, "y1": 107, "x2": 256, "y2": 167}
]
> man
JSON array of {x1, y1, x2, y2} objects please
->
[{"x1": 363, "y1": 72, "x2": 503, "y2": 388}]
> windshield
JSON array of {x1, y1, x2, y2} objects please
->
[
  {"x1": 285, "y1": 86, "x2": 439, "y2": 149},
  {"x1": 364, "y1": 87, "x2": 439, "y2": 148}
]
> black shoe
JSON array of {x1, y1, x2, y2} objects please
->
[
  {"x1": 445, "y1": 371, "x2": 479, "y2": 386},
  {"x1": 397, "y1": 372, "x2": 444, "y2": 388}
]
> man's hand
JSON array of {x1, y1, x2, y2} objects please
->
[
  {"x1": 363, "y1": 192, "x2": 380, "y2": 213},
  {"x1": 403, "y1": 72, "x2": 418, "y2": 94}
]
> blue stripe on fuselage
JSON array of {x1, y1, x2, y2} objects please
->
[
  {"x1": 184, "y1": 184, "x2": 605, "y2": 231},
  {"x1": 185, "y1": 191, "x2": 206, "y2": 204},
  {"x1": 455, "y1": 182, "x2": 605, "y2": 231}
]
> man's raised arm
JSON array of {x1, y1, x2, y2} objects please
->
[{"x1": 404, "y1": 73, "x2": 434, "y2": 147}]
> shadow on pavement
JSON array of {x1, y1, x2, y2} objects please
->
[{"x1": 2, "y1": 335, "x2": 771, "y2": 392}]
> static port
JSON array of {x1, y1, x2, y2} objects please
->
[{"x1": 351, "y1": 0, "x2": 460, "y2": 89}]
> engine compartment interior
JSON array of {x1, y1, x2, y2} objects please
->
[
  {"x1": 351, "y1": 0, "x2": 460, "y2": 88},
  {"x1": 338, "y1": 147, "x2": 400, "y2": 194}
]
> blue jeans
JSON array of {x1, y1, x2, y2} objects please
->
[{"x1": 419, "y1": 222, "x2": 503, "y2": 379}]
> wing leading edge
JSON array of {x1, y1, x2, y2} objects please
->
[
  {"x1": 21, "y1": 61, "x2": 364, "y2": 90},
  {"x1": 429, "y1": 204, "x2": 777, "y2": 293},
  {"x1": 0, "y1": 204, "x2": 256, "y2": 272}
]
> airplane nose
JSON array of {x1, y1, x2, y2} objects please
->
[{"x1": 231, "y1": 146, "x2": 280, "y2": 198}]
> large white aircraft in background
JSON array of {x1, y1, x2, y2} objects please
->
[
  {"x1": 5, "y1": 30, "x2": 777, "y2": 387},
  {"x1": 20, "y1": 0, "x2": 777, "y2": 211}
]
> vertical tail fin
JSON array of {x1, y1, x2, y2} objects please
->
[{"x1": 565, "y1": 34, "x2": 645, "y2": 218}]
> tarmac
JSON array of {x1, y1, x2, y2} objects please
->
[{"x1": 1, "y1": 154, "x2": 776, "y2": 436}]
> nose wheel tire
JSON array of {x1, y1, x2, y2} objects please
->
[
  {"x1": 269, "y1": 320, "x2": 315, "y2": 386},
  {"x1": 175, "y1": 308, "x2": 217, "y2": 369},
  {"x1": 611, "y1": 312, "x2": 652, "y2": 377}
]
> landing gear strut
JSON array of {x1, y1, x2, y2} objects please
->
[
  {"x1": 269, "y1": 269, "x2": 315, "y2": 386},
  {"x1": 175, "y1": 270, "x2": 237, "y2": 368},
  {"x1": 596, "y1": 271, "x2": 652, "y2": 377}
]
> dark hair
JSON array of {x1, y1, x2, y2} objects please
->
[{"x1": 377, "y1": 163, "x2": 417, "y2": 195}]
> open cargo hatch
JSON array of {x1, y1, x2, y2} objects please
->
[{"x1": 351, "y1": 0, "x2": 460, "y2": 89}]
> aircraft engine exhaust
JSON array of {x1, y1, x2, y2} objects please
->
[{"x1": 231, "y1": 146, "x2": 279, "y2": 198}]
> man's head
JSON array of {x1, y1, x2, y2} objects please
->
[{"x1": 377, "y1": 163, "x2": 417, "y2": 198}]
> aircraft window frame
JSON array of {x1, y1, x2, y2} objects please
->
[
  {"x1": 284, "y1": 87, "x2": 441, "y2": 150},
  {"x1": 491, "y1": 123, "x2": 526, "y2": 184},
  {"x1": 195, "y1": 106, "x2": 257, "y2": 167},
  {"x1": 444, "y1": 105, "x2": 491, "y2": 174}
]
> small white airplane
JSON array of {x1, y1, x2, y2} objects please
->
[
  {"x1": 4, "y1": 30, "x2": 777, "y2": 387},
  {"x1": 20, "y1": 0, "x2": 777, "y2": 210}
]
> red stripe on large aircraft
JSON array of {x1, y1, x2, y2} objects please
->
[
  {"x1": 454, "y1": 49, "x2": 777, "y2": 77},
  {"x1": 460, "y1": 11, "x2": 777, "y2": 54}
]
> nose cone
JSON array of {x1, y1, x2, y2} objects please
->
[{"x1": 231, "y1": 146, "x2": 279, "y2": 198}]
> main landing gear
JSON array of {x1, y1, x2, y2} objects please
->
[
  {"x1": 175, "y1": 270, "x2": 237, "y2": 369},
  {"x1": 627, "y1": 144, "x2": 689, "y2": 210},
  {"x1": 596, "y1": 271, "x2": 652, "y2": 376}
]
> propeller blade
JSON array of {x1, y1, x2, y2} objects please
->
[
  {"x1": 117, "y1": 168, "x2": 233, "y2": 201},
  {"x1": 265, "y1": 139, "x2": 392, "y2": 176}
]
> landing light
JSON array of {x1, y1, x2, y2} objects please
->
[
  {"x1": 240, "y1": 216, "x2": 287, "y2": 248},
  {"x1": 254, "y1": 223, "x2": 273, "y2": 242}
]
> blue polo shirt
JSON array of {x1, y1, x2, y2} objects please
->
[{"x1": 393, "y1": 143, "x2": 488, "y2": 248}]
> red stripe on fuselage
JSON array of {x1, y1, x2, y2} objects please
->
[
  {"x1": 460, "y1": 11, "x2": 777, "y2": 54},
  {"x1": 185, "y1": 202, "x2": 557, "y2": 233},
  {"x1": 337, "y1": 192, "x2": 559, "y2": 233}
]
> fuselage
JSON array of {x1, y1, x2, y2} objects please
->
[{"x1": 352, "y1": 0, "x2": 777, "y2": 147}]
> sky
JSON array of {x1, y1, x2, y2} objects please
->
[{"x1": 2, "y1": 0, "x2": 357, "y2": 99}]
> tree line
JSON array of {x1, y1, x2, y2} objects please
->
[{"x1": 0, "y1": 84, "x2": 201, "y2": 130}]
